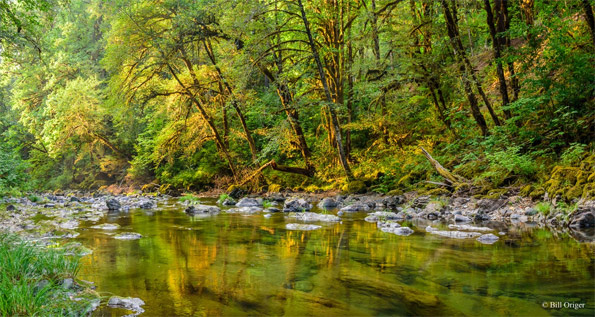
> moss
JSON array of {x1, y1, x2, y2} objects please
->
[
  {"x1": 582, "y1": 182, "x2": 595, "y2": 199},
  {"x1": 529, "y1": 188, "x2": 545, "y2": 199},
  {"x1": 425, "y1": 188, "x2": 450, "y2": 196},
  {"x1": 342, "y1": 180, "x2": 367, "y2": 194},
  {"x1": 564, "y1": 185, "x2": 583, "y2": 201},
  {"x1": 520, "y1": 185, "x2": 533, "y2": 197},
  {"x1": 483, "y1": 189, "x2": 508, "y2": 199},
  {"x1": 397, "y1": 174, "x2": 413, "y2": 187},
  {"x1": 387, "y1": 189, "x2": 403, "y2": 196},
  {"x1": 268, "y1": 184, "x2": 281, "y2": 193}
]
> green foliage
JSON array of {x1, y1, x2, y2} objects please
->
[
  {"x1": 178, "y1": 194, "x2": 200, "y2": 204},
  {"x1": 0, "y1": 147, "x2": 30, "y2": 197},
  {"x1": 217, "y1": 194, "x2": 229, "y2": 205},
  {"x1": 535, "y1": 202, "x2": 552, "y2": 216},
  {"x1": 262, "y1": 200, "x2": 273, "y2": 209},
  {"x1": 0, "y1": 0, "x2": 593, "y2": 194},
  {"x1": 560, "y1": 143, "x2": 587, "y2": 166}
]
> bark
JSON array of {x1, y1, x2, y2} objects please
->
[
  {"x1": 203, "y1": 40, "x2": 258, "y2": 161},
  {"x1": 238, "y1": 160, "x2": 314, "y2": 187},
  {"x1": 441, "y1": 0, "x2": 490, "y2": 136},
  {"x1": 420, "y1": 146, "x2": 467, "y2": 185},
  {"x1": 441, "y1": 0, "x2": 501, "y2": 127},
  {"x1": 484, "y1": 0, "x2": 512, "y2": 119},
  {"x1": 582, "y1": 0, "x2": 595, "y2": 48},
  {"x1": 297, "y1": 0, "x2": 353, "y2": 180},
  {"x1": 258, "y1": 64, "x2": 314, "y2": 174}
]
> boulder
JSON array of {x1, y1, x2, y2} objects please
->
[
  {"x1": 364, "y1": 211, "x2": 400, "y2": 222},
  {"x1": 107, "y1": 296, "x2": 145, "y2": 315},
  {"x1": 236, "y1": 198, "x2": 262, "y2": 207},
  {"x1": 454, "y1": 214, "x2": 471, "y2": 222},
  {"x1": 139, "y1": 200, "x2": 155, "y2": 209},
  {"x1": 339, "y1": 203, "x2": 370, "y2": 212},
  {"x1": 106, "y1": 199, "x2": 121, "y2": 211},
  {"x1": 185, "y1": 205, "x2": 220, "y2": 214},
  {"x1": 568, "y1": 209, "x2": 595, "y2": 229},
  {"x1": 6, "y1": 205, "x2": 16, "y2": 212},
  {"x1": 283, "y1": 198, "x2": 312, "y2": 212},
  {"x1": 318, "y1": 198, "x2": 338, "y2": 209},
  {"x1": 222, "y1": 197, "x2": 237, "y2": 206}
]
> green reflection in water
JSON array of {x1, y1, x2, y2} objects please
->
[{"x1": 76, "y1": 201, "x2": 594, "y2": 316}]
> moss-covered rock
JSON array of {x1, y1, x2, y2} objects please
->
[
  {"x1": 268, "y1": 184, "x2": 281, "y2": 193},
  {"x1": 387, "y1": 189, "x2": 403, "y2": 196},
  {"x1": 529, "y1": 188, "x2": 545, "y2": 199},
  {"x1": 342, "y1": 180, "x2": 367, "y2": 194},
  {"x1": 425, "y1": 188, "x2": 450, "y2": 196}
]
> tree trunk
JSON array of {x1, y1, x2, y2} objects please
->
[
  {"x1": 203, "y1": 40, "x2": 258, "y2": 161},
  {"x1": 441, "y1": 0, "x2": 490, "y2": 136},
  {"x1": 484, "y1": 0, "x2": 512, "y2": 119},
  {"x1": 582, "y1": 0, "x2": 595, "y2": 48},
  {"x1": 297, "y1": 0, "x2": 353, "y2": 180}
]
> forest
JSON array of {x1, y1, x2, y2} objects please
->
[{"x1": 1, "y1": 0, "x2": 594, "y2": 200}]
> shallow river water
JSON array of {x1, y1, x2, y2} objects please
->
[{"x1": 75, "y1": 199, "x2": 594, "y2": 316}]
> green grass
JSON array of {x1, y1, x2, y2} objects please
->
[
  {"x1": 179, "y1": 194, "x2": 200, "y2": 204},
  {"x1": 0, "y1": 234, "x2": 95, "y2": 315},
  {"x1": 535, "y1": 202, "x2": 553, "y2": 216},
  {"x1": 262, "y1": 199, "x2": 273, "y2": 209}
]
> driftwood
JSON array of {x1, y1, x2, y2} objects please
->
[
  {"x1": 238, "y1": 160, "x2": 314, "y2": 187},
  {"x1": 420, "y1": 146, "x2": 468, "y2": 185}
]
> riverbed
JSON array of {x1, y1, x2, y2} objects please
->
[{"x1": 66, "y1": 198, "x2": 595, "y2": 316}]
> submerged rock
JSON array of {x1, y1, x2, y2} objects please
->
[
  {"x1": 90, "y1": 223, "x2": 120, "y2": 230},
  {"x1": 286, "y1": 223, "x2": 321, "y2": 231},
  {"x1": 339, "y1": 203, "x2": 370, "y2": 212},
  {"x1": 59, "y1": 220, "x2": 79, "y2": 230},
  {"x1": 448, "y1": 224, "x2": 493, "y2": 232},
  {"x1": 364, "y1": 211, "x2": 400, "y2": 222},
  {"x1": 283, "y1": 198, "x2": 312, "y2": 212},
  {"x1": 236, "y1": 198, "x2": 262, "y2": 207},
  {"x1": 226, "y1": 207, "x2": 262, "y2": 214},
  {"x1": 185, "y1": 205, "x2": 220, "y2": 214},
  {"x1": 107, "y1": 296, "x2": 145, "y2": 315},
  {"x1": 115, "y1": 233, "x2": 142, "y2": 240},
  {"x1": 286, "y1": 212, "x2": 340, "y2": 222},
  {"x1": 106, "y1": 199, "x2": 121, "y2": 211},
  {"x1": 430, "y1": 230, "x2": 482, "y2": 239},
  {"x1": 476, "y1": 233, "x2": 499, "y2": 244},
  {"x1": 377, "y1": 221, "x2": 414, "y2": 236}
]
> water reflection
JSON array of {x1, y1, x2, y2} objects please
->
[{"x1": 77, "y1": 201, "x2": 594, "y2": 316}]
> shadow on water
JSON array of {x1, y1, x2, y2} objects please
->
[{"x1": 76, "y1": 200, "x2": 594, "y2": 316}]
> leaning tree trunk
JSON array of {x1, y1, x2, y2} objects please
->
[
  {"x1": 297, "y1": 0, "x2": 353, "y2": 180},
  {"x1": 582, "y1": 0, "x2": 595, "y2": 48}
]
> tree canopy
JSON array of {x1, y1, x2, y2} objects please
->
[{"x1": 0, "y1": 0, "x2": 593, "y2": 199}]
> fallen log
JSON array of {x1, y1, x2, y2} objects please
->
[
  {"x1": 419, "y1": 146, "x2": 468, "y2": 186},
  {"x1": 238, "y1": 160, "x2": 314, "y2": 187}
]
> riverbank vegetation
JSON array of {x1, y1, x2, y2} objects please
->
[
  {"x1": 0, "y1": 234, "x2": 96, "y2": 314},
  {"x1": 0, "y1": 0, "x2": 593, "y2": 200}
]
